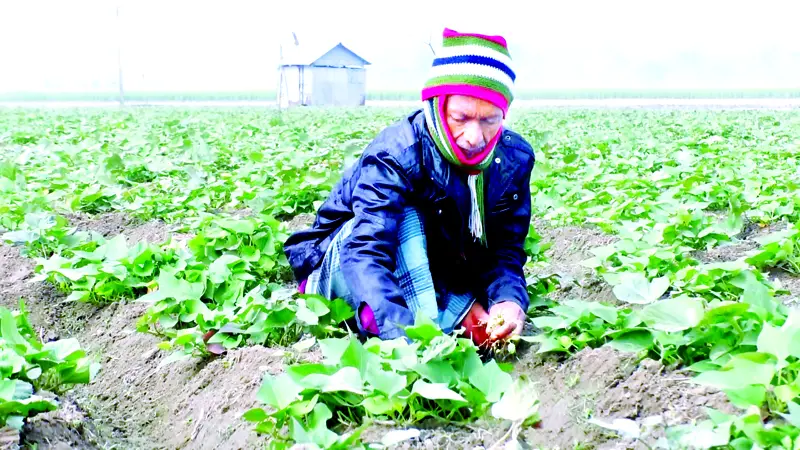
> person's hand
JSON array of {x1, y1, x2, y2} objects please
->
[
  {"x1": 487, "y1": 301, "x2": 525, "y2": 342},
  {"x1": 460, "y1": 301, "x2": 491, "y2": 348}
]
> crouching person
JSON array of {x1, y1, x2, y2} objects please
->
[{"x1": 283, "y1": 28, "x2": 535, "y2": 348}]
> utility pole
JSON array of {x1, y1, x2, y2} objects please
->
[{"x1": 116, "y1": 4, "x2": 125, "y2": 106}]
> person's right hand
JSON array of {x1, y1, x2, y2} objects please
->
[
  {"x1": 460, "y1": 301, "x2": 491, "y2": 348},
  {"x1": 487, "y1": 301, "x2": 525, "y2": 343}
]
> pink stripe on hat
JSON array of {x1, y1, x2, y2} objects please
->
[
  {"x1": 422, "y1": 84, "x2": 510, "y2": 116},
  {"x1": 443, "y1": 28, "x2": 507, "y2": 48}
]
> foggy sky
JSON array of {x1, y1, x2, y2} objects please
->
[{"x1": 1, "y1": 0, "x2": 799, "y2": 93}]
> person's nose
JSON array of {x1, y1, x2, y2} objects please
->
[{"x1": 462, "y1": 121, "x2": 484, "y2": 149}]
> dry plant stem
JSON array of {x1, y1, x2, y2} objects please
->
[{"x1": 488, "y1": 421, "x2": 521, "y2": 450}]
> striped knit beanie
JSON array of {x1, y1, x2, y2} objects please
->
[
  {"x1": 422, "y1": 28, "x2": 515, "y2": 116},
  {"x1": 421, "y1": 28, "x2": 515, "y2": 246}
]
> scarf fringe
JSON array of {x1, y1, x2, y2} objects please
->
[
  {"x1": 424, "y1": 98, "x2": 492, "y2": 247},
  {"x1": 467, "y1": 174, "x2": 483, "y2": 242}
]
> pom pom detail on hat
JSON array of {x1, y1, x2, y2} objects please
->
[{"x1": 421, "y1": 28, "x2": 515, "y2": 116}]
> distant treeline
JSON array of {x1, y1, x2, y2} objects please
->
[
  {"x1": 367, "y1": 88, "x2": 800, "y2": 100},
  {"x1": 3, "y1": 89, "x2": 800, "y2": 102},
  {"x1": 0, "y1": 92, "x2": 278, "y2": 101}
]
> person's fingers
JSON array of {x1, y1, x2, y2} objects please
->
[
  {"x1": 490, "y1": 320, "x2": 516, "y2": 341},
  {"x1": 489, "y1": 312, "x2": 526, "y2": 342}
]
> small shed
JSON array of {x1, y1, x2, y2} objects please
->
[{"x1": 277, "y1": 37, "x2": 371, "y2": 108}]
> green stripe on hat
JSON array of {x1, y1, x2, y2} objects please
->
[
  {"x1": 442, "y1": 36, "x2": 510, "y2": 57},
  {"x1": 424, "y1": 75, "x2": 514, "y2": 104}
]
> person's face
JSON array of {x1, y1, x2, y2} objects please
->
[{"x1": 444, "y1": 95, "x2": 503, "y2": 159}]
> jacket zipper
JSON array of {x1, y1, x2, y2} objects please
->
[{"x1": 455, "y1": 174, "x2": 468, "y2": 262}]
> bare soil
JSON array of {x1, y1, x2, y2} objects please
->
[
  {"x1": 693, "y1": 217, "x2": 788, "y2": 264},
  {"x1": 770, "y1": 268, "x2": 800, "y2": 306},
  {"x1": 693, "y1": 217, "x2": 800, "y2": 304},
  {"x1": 283, "y1": 213, "x2": 316, "y2": 233},
  {"x1": 64, "y1": 212, "x2": 173, "y2": 245},
  {"x1": 511, "y1": 346, "x2": 734, "y2": 450},
  {"x1": 528, "y1": 218, "x2": 618, "y2": 304},
  {"x1": 20, "y1": 395, "x2": 106, "y2": 449},
  {"x1": 596, "y1": 358, "x2": 734, "y2": 429}
]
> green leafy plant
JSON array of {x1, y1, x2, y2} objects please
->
[
  {"x1": 245, "y1": 315, "x2": 540, "y2": 449},
  {"x1": 745, "y1": 224, "x2": 800, "y2": 274},
  {"x1": 31, "y1": 233, "x2": 177, "y2": 303},
  {"x1": 524, "y1": 300, "x2": 629, "y2": 353},
  {"x1": 0, "y1": 301, "x2": 99, "y2": 430},
  {"x1": 135, "y1": 214, "x2": 319, "y2": 356},
  {"x1": 1, "y1": 212, "x2": 87, "y2": 258}
]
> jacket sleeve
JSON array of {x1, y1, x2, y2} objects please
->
[
  {"x1": 339, "y1": 151, "x2": 415, "y2": 340},
  {"x1": 480, "y1": 156, "x2": 535, "y2": 313}
]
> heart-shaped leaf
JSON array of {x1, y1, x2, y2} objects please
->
[{"x1": 612, "y1": 273, "x2": 670, "y2": 304}]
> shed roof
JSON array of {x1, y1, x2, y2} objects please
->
[{"x1": 280, "y1": 41, "x2": 370, "y2": 67}]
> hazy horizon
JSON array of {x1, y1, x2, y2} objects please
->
[{"x1": 2, "y1": 0, "x2": 799, "y2": 94}]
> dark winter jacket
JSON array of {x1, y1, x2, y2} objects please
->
[{"x1": 283, "y1": 108, "x2": 536, "y2": 340}]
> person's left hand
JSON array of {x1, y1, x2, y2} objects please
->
[{"x1": 487, "y1": 301, "x2": 525, "y2": 342}]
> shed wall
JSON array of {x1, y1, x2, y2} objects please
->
[{"x1": 309, "y1": 66, "x2": 365, "y2": 106}]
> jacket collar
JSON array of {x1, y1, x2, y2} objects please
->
[{"x1": 412, "y1": 110, "x2": 452, "y2": 193}]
